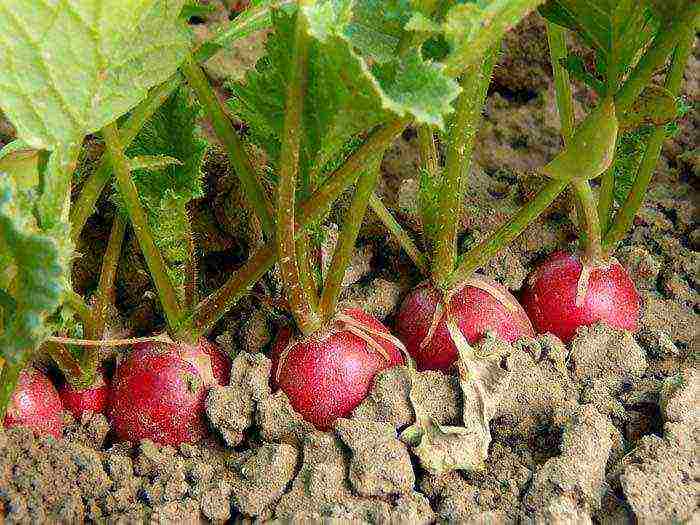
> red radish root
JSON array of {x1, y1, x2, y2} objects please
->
[
  {"x1": 396, "y1": 276, "x2": 535, "y2": 373},
  {"x1": 271, "y1": 308, "x2": 404, "y2": 430},
  {"x1": 4, "y1": 367, "x2": 64, "y2": 439},
  {"x1": 109, "y1": 340, "x2": 228, "y2": 445},
  {"x1": 59, "y1": 371, "x2": 109, "y2": 419},
  {"x1": 522, "y1": 250, "x2": 640, "y2": 343}
]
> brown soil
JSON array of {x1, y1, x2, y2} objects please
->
[{"x1": 2, "y1": 10, "x2": 698, "y2": 525}]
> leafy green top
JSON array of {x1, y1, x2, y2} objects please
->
[
  {"x1": 0, "y1": 0, "x2": 190, "y2": 149},
  {"x1": 112, "y1": 86, "x2": 208, "y2": 293}
]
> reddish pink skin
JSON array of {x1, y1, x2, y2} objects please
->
[
  {"x1": 522, "y1": 250, "x2": 640, "y2": 343},
  {"x1": 396, "y1": 278, "x2": 535, "y2": 373},
  {"x1": 4, "y1": 368, "x2": 64, "y2": 439},
  {"x1": 271, "y1": 308, "x2": 403, "y2": 430},
  {"x1": 109, "y1": 340, "x2": 222, "y2": 446},
  {"x1": 200, "y1": 340, "x2": 232, "y2": 385},
  {"x1": 59, "y1": 372, "x2": 109, "y2": 419}
]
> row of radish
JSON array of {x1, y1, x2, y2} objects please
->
[
  {"x1": 3, "y1": 249, "x2": 639, "y2": 444},
  {"x1": 0, "y1": 0, "x2": 692, "y2": 456}
]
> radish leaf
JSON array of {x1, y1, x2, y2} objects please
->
[
  {"x1": 0, "y1": 174, "x2": 65, "y2": 364},
  {"x1": 112, "y1": 86, "x2": 208, "y2": 294},
  {"x1": 0, "y1": 0, "x2": 190, "y2": 149}
]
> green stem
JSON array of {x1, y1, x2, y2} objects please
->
[
  {"x1": 70, "y1": 76, "x2": 181, "y2": 244},
  {"x1": 296, "y1": 232, "x2": 320, "y2": 310},
  {"x1": 178, "y1": 119, "x2": 409, "y2": 339},
  {"x1": 546, "y1": 23, "x2": 574, "y2": 143},
  {"x1": 45, "y1": 341, "x2": 85, "y2": 384},
  {"x1": 603, "y1": 26, "x2": 694, "y2": 254},
  {"x1": 275, "y1": 5, "x2": 321, "y2": 336},
  {"x1": 547, "y1": 22, "x2": 603, "y2": 261},
  {"x1": 182, "y1": 58, "x2": 275, "y2": 238},
  {"x1": 319, "y1": 155, "x2": 383, "y2": 320},
  {"x1": 614, "y1": 7, "x2": 699, "y2": 114},
  {"x1": 597, "y1": 158, "x2": 616, "y2": 234},
  {"x1": 64, "y1": 290, "x2": 97, "y2": 341},
  {"x1": 93, "y1": 214, "x2": 127, "y2": 339},
  {"x1": 572, "y1": 180, "x2": 603, "y2": 261},
  {"x1": 432, "y1": 47, "x2": 498, "y2": 290},
  {"x1": 102, "y1": 123, "x2": 182, "y2": 332},
  {"x1": 184, "y1": 216, "x2": 199, "y2": 310},
  {"x1": 449, "y1": 179, "x2": 568, "y2": 288},
  {"x1": 368, "y1": 193, "x2": 428, "y2": 273}
]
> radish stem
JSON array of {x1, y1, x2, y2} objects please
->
[
  {"x1": 546, "y1": 22, "x2": 603, "y2": 261},
  {"x1": 432, "y1": 46, "x2": 499, "y2": 291},
  {"x1": 93, "y1": 215, "x2": 126, "y2": 338},
  {"x1": 572, "y1": 180, "x2": 603, "y2": 261},
  {"x1": 448, "y1": 178, "x2": 569, "y2": 288},
  {"x1": 70, "y1": 77, "x2": 181, "y2": 244},
  {"x1": 45, "y1": 341, "x2": 85, "y2": 385},
  {"x1": 64, "y1": 290, "x2": 97, "y2": 342},
  {"x1": 368, "y1": 193, "x2": 429, "y2": 273},
  {"x1": 276, "y1": 4, "x2": 321, "y2": 336},
  {"x1": 180, "y1": 119, "x2": 409, "y2": 339},
  {"x1": 603, "y1": 26, "x2": 694, "y2": 254},
  {"x1": 102, "y1": 123, "x2": 182, "y2": 332},
  {"x1": 182, "y1": 58, "x2": 275, "y2": 238},
  {"x1": 319, "y1": 154, "x2": 383, "y2": 320}
]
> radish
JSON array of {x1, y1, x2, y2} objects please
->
[
  {"x1": 271, "y1": 308, "x2": 404, "y2": 430},
  {"x1": 522, "y1": 250, "x2": 640, "y2": 343},
  {"x1": 4, "y1": 367, "x2": 64, "y2": 439},
  {"x1": 59, "y1": 371, "x2": 110, "y2": 419},
  {"x1": 109, "y1": 340, "x2": 228, "y2": 445},
  {"x1": 395, "y1": 275, "x2": 535, "y2": 373},
  {"x1": 200, "y1": 339, "x2": 232, "y2": 386}
]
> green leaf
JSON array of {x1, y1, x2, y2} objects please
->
[
  {"x1": 539, "y1": 0, "x2": 659, "y2": 91},
  {"x1": 541, "y1": 99, "x2": 618, "y2": 181},
  {"x1": 129, "y1": 155, "x2": 184, "y2": 172},
  {"x1": 559, "y1": 55, "x2": 606, "y2": 96},
  {"x1": 0, "y1": 140, "x2": 41, "y2": 188},
  {"x1": 442, "y1": 0, "x2": 547, "y2": 76},
  {"x1": 0, "y1": 174, "x2": 65, "y2": 364},
  {"x1": 619, "y1": 85, "x2": 678, "y2": 131},
  {"x1": 113, "y1": 86, "x2": 207, "y2": 292},
  {"x1": 229, "y1": 1, "x2": 459, "y2": 185},
  {"x1": 0, "y1": 0, "x2": 190, "y2": 149},
  {"x1": 199, "y1": 0, "x2": 296, "y2": 62},
  {"x1": 229, "y1": 6, "x2": 390, "y2": 182}
]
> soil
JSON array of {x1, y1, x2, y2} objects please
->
[{"x1": 1, "y1": 9, "x2": 699, "y2": 525}]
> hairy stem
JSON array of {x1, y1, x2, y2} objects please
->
[
  {"x1": 597, "y1": 160, "x2": 616, "y2": 234},
  {"x1": 64, "y1": 290, "x2": 97, "y2": 341},
  {"x1": 603, "y1": 26, "x2": 694, "y2": 254},
  {"x1": 276, "y1": 5, "x2": 321, "y2": 336},
  {"x1": 179, "y1": 119, "x2": 409, "y2": 339},
  {"x1": 449, "y1": 179, "x2": 568, "y2": 288},
  {"x1": 93, "y1": 214, "x2": 127, "y2": 339},
  {"x1": 184, "y1": 214, "x2": 199, "y2": 310},
  {"x1": 572, "y1": 180, "x2": 603, "y2": 261},
  {"x1": 102, "y1": 123, "x2": 182, "y2": 332},
  {"x1": 547, "y1": 22, "x2": 603, "y2": 261},
  {"x1": 368, "y1": 193, "x2": 428, "y2": 273},
  {"x1": 432, "y1": 47, "x2": 498, "y2": 290},
  {"x1": 319, "y1": 155, "x2": 383, "y2": 320},
  {"x1": 546, "y1": 23, "x2": 574, "y2": 143},
  {"x1": 70, "y1": 76, "x2": 181, "y2": 244},
  {"x1": 45, "y1": 341, "x2": 85, "y2": 384},
  {"x1": 614, "y1": 7, "x2": 699, "y2": 114},
  {"x1": 182, "y1": 58, "x2": 275, "y2": 237}
]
